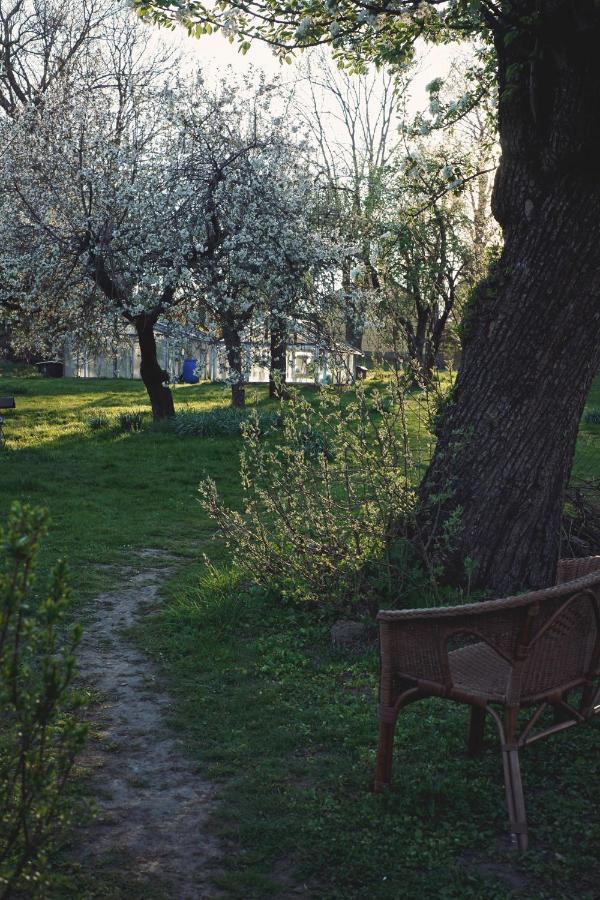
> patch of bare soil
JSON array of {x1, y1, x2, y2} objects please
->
[{"x1": 73, "y1": 550, "x2": 221, "y2": 898}]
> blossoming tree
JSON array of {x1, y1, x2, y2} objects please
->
[
  {"x1": 0, "y1": 0, "x2": 116, "y2": 357},
  {"x1": 2, "y1": 46, "x2": 336, "y2": 414},
  {"x1": 1, "y1": 31, "x2": 201, "y2": 418},
  {"x1": 173, "y1": 76, "x2": 334, "y2": 406}
]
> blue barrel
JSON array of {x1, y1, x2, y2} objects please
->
[{"x1": 182, "y1": 359, "x2": 199, "y2": 384}]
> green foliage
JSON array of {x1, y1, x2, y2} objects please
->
[
  {"x1": 457, "y1": 249, "x2": 503, "y2": 346},
  {"x1": 294, "y1": 421, "x2": 334, "y2": 461},
  {"x1": 0, "y1": 503, "x2": 86, "y2": 898},
  {"x1": 116, "y1": 410, "x2": 145, "y2": 433},
  {"x1": 583, "y1": 408, "x2": 600, "y2": 426},
  {"x1": 172, "y1": 407, "x2": 278, "y2": 438},
  {"x1": 86, "y1": 409, "x2": 149, "y2": 434},
  {"x1": 0, "y1": 375, "x2": 598, "y2": 895},
  {"x1": 200, "y1": 380, "x2": 447, "y2": 612},
  {"x1": 425, "y1": 378, "x2": 457, "y2": 438},
  {"x1": 86, "y1": 413, "x2": 110, "y2": 431},
  {"x1": 135, "y1": 0, "x2": 489, "y2": 73}
]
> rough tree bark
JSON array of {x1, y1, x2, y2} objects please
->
[
  {"x1": 86, "y1": 252, "x2": 177, "y2": 421},
  {"x1": 398, "y1": 296, "x2": 452, "y2": 385},
  {"x1": 342, "y1": 261, "x2": 365, "y2": 351},
  {"x1": 418, "y1": 2, "x2": 600, "y2": 596},
  {"x1": 269, "y1": 317, "x2": 288, "y2": 399},
  {"x1": 222, "y1": 313, "x2": 247, "y2": 408},
  {"x1": 132, "y1": 312, "x2": 175, "y2": 421}
]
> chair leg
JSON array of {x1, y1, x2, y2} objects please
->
[
  {"x1": 374, "y1": 720, "x2": 396, "y2": 792},
  {"x1": 553, "y1": 690, "x2": 571, "y2": 724},
  {"x1": 502, "y1": 747, "x2": 528, "y2": 850},
  {"x1": 498, "y1": 706, "x2": 528, "y2": 850},
  {"x1": 490, "y1": 707, "x2": 529, "y2": 851},
  {"x1": 467, "y1": 706, "x2": 486, "y2": 757},
  {"x1": 580, "y1": 681, "x2": 596, "y2": 719}
]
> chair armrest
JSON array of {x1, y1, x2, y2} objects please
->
[
  {"x1": 378, "y1": 615, "x2": 448, "y2": 691},
  {"x1": 377, "y1": 597, "x2": 527, "y2": 692}
]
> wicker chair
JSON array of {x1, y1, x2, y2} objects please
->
[{"x1": 374, "y1": 556, "x2": 600, "y2": 850}]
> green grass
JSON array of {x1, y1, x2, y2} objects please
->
[
  {"x1": 141, "y1": 576, "x2": 600, "y2": 899},
  {"x1": 1, "y1": 366, "x2": 599, "y2": 899},
  {"x1": 0, "y1": 370, "x2": 436, "y2": 595},
  {"x1": 573, "y1": 376, "x2": 600, "y2": 481},
  {"x1": 0, "y1": 374, "x2": 262, "y2": 598}
]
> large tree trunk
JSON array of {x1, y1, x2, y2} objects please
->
[
  {"x1": 412, "y1": 306, "x2": 430, "y2": 382},
  {"x1": 269, "y1": 317, "x2": 288, "y2": 399},
  {"x1": 418, "y1": 3, "x2": 600, "y2": 596},
  {"x1": 133, "y1": 312, "x2": 175, "y2": 421},
  {"x1": 345, "y1": 312, "x2": 364, "y2": 352},
  {"x1": 402, "y1": 306, "x2": 435, "y2": 384},
  {"x1": 342, "y1": 261, "x2": 365, "y2": 351},
  {"x1": 222, "y1": 314, "x2": 246, "y2": 408}
]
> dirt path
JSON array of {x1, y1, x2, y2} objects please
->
[{"x1": 73, "y1": 550, "x2": 221, "y2": 898}]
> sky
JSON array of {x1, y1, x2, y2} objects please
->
[{"x1": 146, "y1": 21, "x2": 459, "y2": 121}]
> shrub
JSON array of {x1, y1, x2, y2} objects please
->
[
  {"x1": 117, "y1": 410, "x2": 145, "y2": 433},
  {"x1": 200, "y1": 380, "x2": 454, "y2": 613},
  {"x1": 86, "y1": 413, "x2": 110, "y2": 431},
  {"x1": 295, "y1": 423, "x2": 334, "y2": 461},
  {"x1": 0, "y1": 504, "x2": 86, "y2": 898},
  {"x1": 173, "y1": 407, "x2": 278, "y2": 438}
]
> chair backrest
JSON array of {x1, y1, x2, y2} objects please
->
[
  {"x1": 519, "y1": 586, "x2": 600, "y2": 698},
  {"x1": 378, "y1": 561, "x2": 600, "y2": 701},
  {"x1": 557, "y1": 555, "x2": 600, "y2": 583}
]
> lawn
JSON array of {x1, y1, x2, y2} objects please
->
[
  {"x1": 0, "y1": 373, "x2": 252, "y2": 598},
  {"x1": 1, "y1": 367, "x2": 599, "y2": 899}
]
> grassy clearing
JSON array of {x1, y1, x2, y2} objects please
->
[
  {"x1": 0, "y1": 369, "x2": 436, "y2": 598},
  {"x1": 0, "y1": 373, "x2": 257, "y2": 600},
  {"x1": 1, "y1": 366, "x2": 599, "y2": 898}
]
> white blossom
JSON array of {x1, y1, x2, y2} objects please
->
[{"x1": 294, "y1": 16, "x2": 313, "y2": 40}]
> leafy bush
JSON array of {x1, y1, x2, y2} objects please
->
[
  {"x1": 584, "y1": 408, "x2": 600, "y2": 425},
  {"x1": 87, "y1": 411, "x2": 148, "y2": 433},
  {"x1": 200, "y1": 381, "x2": 454, "y2": 612},
  {"x1": 117, "y1": 410, "x2": 145, "y2": 433},
  {"x1": 295, "y1": 423, "x2": 334, "y2": 461},
  {"x1": 0, "y1": 504, "x2": 86, "y2": 898},
  {"x1": 173, "y1": 407, "x2": 278, "y2": 438}
]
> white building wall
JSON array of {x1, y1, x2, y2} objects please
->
[
  {"x1": 64, "y1": 335, "x2": 210, "y2": 381},
  {"x1": 63, "y1": 334, "x2": 359, "y2": 384}
]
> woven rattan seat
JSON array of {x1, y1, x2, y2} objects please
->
[
  {"x1": 448, "y1": 642, "x2": 511, "y2": 700},
  {"x1": 374, "y1": 556, "x2": 600, "y2": 850}
]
